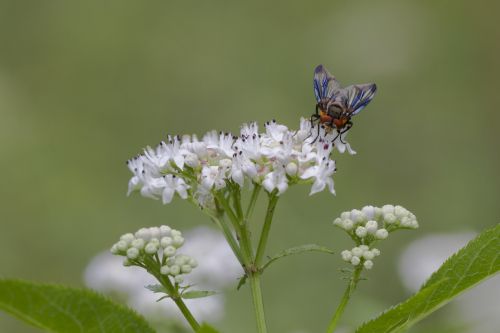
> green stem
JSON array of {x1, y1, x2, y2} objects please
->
[
  {"x1": 254, "y1": 192, "x2": 279, "y2": 266},
  {"x1": 245, "y1": 184, "x2": 261, "y2": 220},
  {"x1": 158, "y1": 274, "x2": 200, "y2": 331},
  {"x1": 210, "y1": 215, "x2": 245, "y2": 264},
  {"x1": 215, "y1": 192, "x2": 242, "y2": 232},
  {"x1": 326, "y1": 266, "x2": 363, "y2": 333},
  {"x1": 215, "y1": 191, "x2": 254, "y2": 262},
  {"x1": 143, "y1": 256, "x2": 200, "y2": 331},
  {"x1": 232, "y1": 185, "x2": 244, "y2": 219},
  {"x1": 249, "y1": 272, "x2": 268, "y2": 333}
]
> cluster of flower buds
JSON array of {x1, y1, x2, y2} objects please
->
[
  {"x1": 110, "y1": 225, "x2": 197, "y2": 284},
  {"x1": 126, "y1": 118, "x2": 356, "y2": 208},
  {"x1": 333, "y1": 205, "x2": 418, "y2": 269},
  {"x1": 341, "y1": 245, "x2": 380, "y2": 270}
]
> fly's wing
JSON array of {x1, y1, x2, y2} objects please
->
[
  {"x1": 344, "y1": 83, "x2": 377, "y2": 115},
  {"x1": 313, "y1": 65, "x2": 341, "y2": 102}
]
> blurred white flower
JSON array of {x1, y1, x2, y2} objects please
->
[
  {"x1": 398, "y1": 232, "x2": 476, "y2": 292},
  {"x1": 398, "y1": 232, "x2": 500, "y2": 333},
  {"x1": 85, "y1": 226, "x2": 242, "y2": 324}
]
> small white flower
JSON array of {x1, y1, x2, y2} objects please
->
[
  {"x1": 262, "y1": 164, "x2": 288, "y2": 195},
  {"x1": 200, "y1": 165, "x2": 226, "y2": 190},
  {"x1": 161, "y1": 175, "x2": 190, "y2": 204},
  {"x1": 300, "y1": 159, "x2": 336, "y2": 195},
  {"x1": 264, "y1": 119, "x2": 288, "y2": 142},
  {"x1": 231, "y1": 151, "x2": 257, "y2": 186}
]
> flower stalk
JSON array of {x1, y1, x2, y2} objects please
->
[{"x1": 326, "y1": 265, "x2": 363, "y2": 333}]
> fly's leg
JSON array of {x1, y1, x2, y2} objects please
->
[
  {"x1": 307, "y1": 107, "x2": 321, "y2": 140},
  {"x1": 335, "y1": 122, "x2": 353, "y2": 144},
  {"x1": 310, "y1": 123, "x2": 322, "y2": 143}
]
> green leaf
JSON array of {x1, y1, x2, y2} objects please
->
[
  {"x1": 145, "y1": 284, "x2": 167, "y2": 293},
  {"x1": 196, "y1": 323, "x2": 221, "y2": 333},
  {"x1": 356, "y1": 224, "x2": 500, "y2": 333},
  {"x1": 0, "y1": 279, "x2": 156, "y2": 333},
  {"x1": 182, "y1": 290, "x2": 217, "y2": 299},
  {"x1": 236, "y1": 275, "x2": 247, "y2": 290},
  {"x1": 261, "y1": 244, "x2": 334, "y2": 271}
]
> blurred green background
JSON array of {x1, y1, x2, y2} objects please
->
[{"x1": 1, "y1": 0, "x2": 499, "y2": 332}]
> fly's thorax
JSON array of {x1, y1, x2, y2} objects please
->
[{"x1": 326, "y1": 100, "x2": 347, "y2": 119}]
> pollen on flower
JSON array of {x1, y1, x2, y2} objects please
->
[{"x1": 126, "y1": 118, "x2": 356, "y2": 208}]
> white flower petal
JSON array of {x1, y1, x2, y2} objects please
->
[{"x1": 162, "y1": 188, "x2": 175, "y2": 204}]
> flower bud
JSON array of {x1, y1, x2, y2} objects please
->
[
  {"x1": 120, "y1": 233, "x2": 135, "y2": 244},
  {"x1": 160, "y1": 237, "x2": 173, "y2": 248},
  {"x1": 342, "y1": 219, "x2": 354, "y2": 231},
  {"x1": 160, "y1": 265, "x2": 170, "y2": 275},
  {"x1": 394, "y1": 205, "x2": 409, "y2": 218},
  {"x1": 359, "y1": 245, "x2": 369, "y2": 251},
  {"x1": 351, "y1": 247, "x2": 363, "y2": 257},
  {"x1": 341, "y1": 250, "x2": 353, "y2": 262},
  {"x1": 350, "y1": 209, "x2": 365, "y2": 223},
  {"x1": 340, "y1": 211, "x2": 350, "y2": 220},
  {"x1": 131, "y1": 238, "x2": 145, "y2": 250},
  {"x1": 181, "y1": 265, "x2": 192, "y2": 274},
  {"x1": 169, "y1": 265, "x2": 180, "y2": 276},
  {"x1": 371, "y1": 248, "x2": 381, "y2": 256},
  {"x1": 159, "y1": 225, "x2": 172, "y2": 237},
  {"x1": 375, "y1": 229, "x2": 389, "y2": 240},
  {"x1": 285, "y1": 162, "x2": 298, "y2": 176},
  {"x1": 172, "y1": 236, "x2": 185, "y2": 248},
  {"x1": 188, "y1": 258, "x2": 198, "y2": 268},
  {"x1": 163, "y1": 246, "x2": 176, "y2": 257},
  {"x1": 174, "y1": 275, "x2": 184, "y2": 284},
  {"x1": 333, "y1": 217, "x2": 342, "y2": 227},
  {"x1": 364, "y1": 260, "x2": 374, "y2": 270},
  {"x1": 361, "y1": 205, "x2": 375, "y2": 219},
  {"x1": 145, "y1": 242, "x2": 158, "y2": 254},
  {"x1": 384, "y1": 213, "x2": 397, "y2": 224},
  {"x1": 135, "y1": 228, "x2": 152, "y2": 241},
  {"x1": 149, "y1": 227, "x2": 161, "y2": 240},
  {"x1": 175, "y1": 255, "x2": 188, "y2": 266},
  {"x1": 351, "y1": 256, "x2": 361, "y2": 266},
  {"x1": 116, "y1": 240, "x2": 129, "y2": 252},
  {"x1": 355, "y1": 226, "x2": 367, "y2": 238},
  {"x1": 123, "y1": 258, "x2": 133, "y2": 266},
  {"x1": 382, "y1": 204, "x2": 395, "y2": 215},
  {"x1": 365, "y1": 220, "x2": 378, "y2": 234},
  {"x1": 170, "y1": 229, "x2": 182, "y2": 238},
  {"x1": 126, "y1": 247, "x2": 140, "y2": 259},
  {"x1": 110, "y1": 244, "x2": 120, "y2": 254},
  {"x1": 362, "y1": 250, "x2": 375, "y2": 260}
]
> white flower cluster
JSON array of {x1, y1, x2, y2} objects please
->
[
  {"x1": 127, "y1": 118, "x2": 356, "y2": 207},
  {"x1": 111, "y1": 225, "x2": 197, "y2": 284},
  {"x1": 334, "y1": 205, "x2": 418, "y2": 269},
  {"x1": 341, "y1": 245, "x2": 380, "y2": 270}
]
